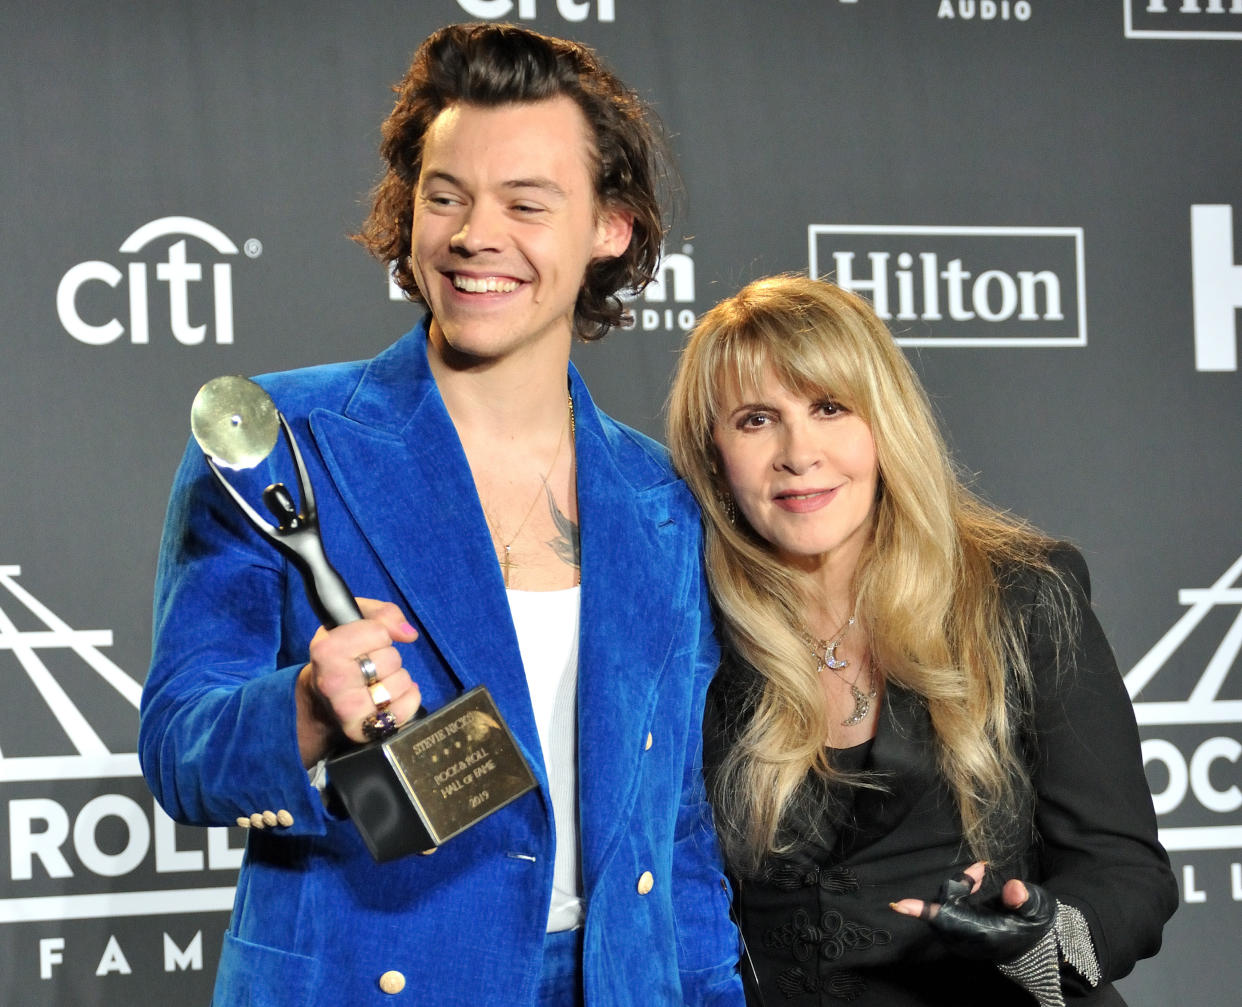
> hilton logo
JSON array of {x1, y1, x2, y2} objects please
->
[
  {"x1": 1125, "y1": 0, "x2": 1242, "y2": 38},
  {"x1": 808, "y1": 224, "x2": 1086, "y2": 347},
  {"x1": 1191, "y1": 204, "x2": 1242, "y2": 371}
]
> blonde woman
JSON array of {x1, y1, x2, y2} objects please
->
[{"x1": 667, "y1": 275, "x2": 1175, "y2": 1006}]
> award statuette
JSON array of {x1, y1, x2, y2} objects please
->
[{"x1": 189, "y1": 376, "x2": 537, "y2": 862}]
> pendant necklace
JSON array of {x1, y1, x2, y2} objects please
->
[
  {"x1": 801, "y1": 612, "x2": 878, "y2": 726},
  {"x1": 484, "y1": 394, "x2": 573, "y2": 588}
]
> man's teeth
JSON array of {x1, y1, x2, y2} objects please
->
[{"x1": 453, "y1": 275, "x2": 519, "y2": 293}]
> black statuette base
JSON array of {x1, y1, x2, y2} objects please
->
[{"x1": 326, "y1": 686, "x2": 536, "y2": 862}]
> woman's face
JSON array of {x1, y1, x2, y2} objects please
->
[{"x1": 712, "y1": 367, "x2": 879, "y2": 580}]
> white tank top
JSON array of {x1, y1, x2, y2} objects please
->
[{"x1": 505, "y1": 586, "x2": 582, "y2": 932}]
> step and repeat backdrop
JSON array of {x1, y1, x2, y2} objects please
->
[{"x1": 2, "y1": 1, "x2": 1239, "y2": 1003}]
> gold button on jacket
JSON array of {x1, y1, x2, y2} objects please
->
[{"x1": 378, "y1": 970, "x2": 406, "y2": 994}]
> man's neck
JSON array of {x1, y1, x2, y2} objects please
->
[
  {"x1": 426, "y1": 323, "x2": 574, "y2": 440},
  {"x1": 425, "y1": 318, "x2": 582, "y2": 593}
]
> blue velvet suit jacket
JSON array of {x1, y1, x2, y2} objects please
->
[{"x1": 139, "y1": 319, "x2": 744, "y2": 1006}]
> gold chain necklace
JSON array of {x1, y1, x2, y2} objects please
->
[{"x1": 484, "y1": 394, "x2": 574, "y2": 587}]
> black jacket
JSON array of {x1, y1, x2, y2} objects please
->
[{"x1": 705, "y1": 546, "x2": 1177, "y2": 1006}]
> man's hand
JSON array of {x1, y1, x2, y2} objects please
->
[{"x1": 295, "y1": 599, "x2": 421, "y2": 766}]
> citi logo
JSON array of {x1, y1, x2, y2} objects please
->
[
  {"x1": 808, "y1": 224, "x2": 1086, "y2": 347},
  {"x1": 455, "y1": 0, "x2": 615, "y2": 22},
  {"x1": 1126, "y1": 0, "x2": 1242, "y2": 38},
  {"x1": 1192, "y1": 204, "x2": 1242, "y2": 370},
  {"x1": 57, "y1": 216, "x2": 259, "y2": 346}
]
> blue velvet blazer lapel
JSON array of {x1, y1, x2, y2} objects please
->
[
  {"x1": 304, "y1": 324, "x2": 545, "y2": 782},
  {"x1": 571, "y1": 367, "x2": 693, "y2": 880}
]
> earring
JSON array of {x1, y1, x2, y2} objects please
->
[{"x1": 716, "y1": 490, "x2": 736, "y2": 527}]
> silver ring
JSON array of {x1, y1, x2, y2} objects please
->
[{"x1": 356, "y1": 655, "x2": 378, "y2": 687}]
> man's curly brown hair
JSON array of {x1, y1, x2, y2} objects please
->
[{"x1": 353, "y1": 22, "x2": 669, "y2": 341}]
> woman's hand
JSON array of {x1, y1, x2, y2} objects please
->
[{"x1": 890, "y1": 861, "x2": 1055, "y2": 961}]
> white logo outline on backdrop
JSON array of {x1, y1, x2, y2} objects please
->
[
  {"x1": 454, "y1": 0, "x2": 616, "y2": 21},
  {"x1": 1125, "y1": 0, "x2": 1242, "y2": 39},
  {"x1": 808, "y1": 224, "x2": 1087, "y2": 348},
  {"x1": 1191, "y1": 204, "x2": 1242, "y2": 371},
  {"x1": 1127, "y1": 552, "x2": 1242, "y2": 853},
  {"x1": 0, "y1": 567, "x2": 237, "y2": 924},
  {"x1": 57, "y1": 216, "x2": 246, "y2": 347}
]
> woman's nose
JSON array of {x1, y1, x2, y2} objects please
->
[{"x1": 775, "y1": 421, "x2": 820, "y2": 474}]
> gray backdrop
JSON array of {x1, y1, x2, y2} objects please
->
[{"x1": 2, "y1": 1, "x2": 1239, "y2": 1003}]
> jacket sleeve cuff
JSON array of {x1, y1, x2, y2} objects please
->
[{"x1": 996, "y1": 900, "x2": 1101, "y2": 1007}]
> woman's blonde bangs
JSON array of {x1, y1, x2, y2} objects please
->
[{"x1": 691, "y1": 276, "x2": 891, "y2": 433}]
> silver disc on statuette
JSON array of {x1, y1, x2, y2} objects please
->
[{"x1": 190, "y1": 375, "x2": 279, "y2": 471}]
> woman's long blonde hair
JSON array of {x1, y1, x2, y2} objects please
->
[{"x1": 667, "y1": 275, "x2": 1063, "y2": 876}]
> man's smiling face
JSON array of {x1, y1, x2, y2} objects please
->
[{"x1": 410, "y1": 96, "x2": 632, "y2": 368}]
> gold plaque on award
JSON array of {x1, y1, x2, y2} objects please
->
[{"x1": 328, "y1": 686, "x2": 537, "y2": 859}]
